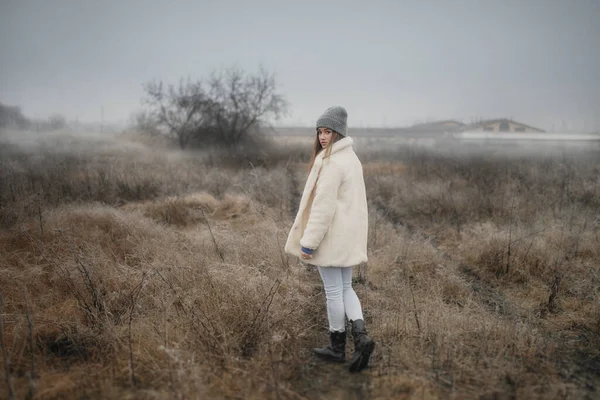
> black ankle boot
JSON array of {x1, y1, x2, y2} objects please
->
[
  {"x1": 348, "y1": 319, "x2": 375, "y2": 372},
  {"x1": 312, "y1": 331, "x2": 346, "y2": 363}
]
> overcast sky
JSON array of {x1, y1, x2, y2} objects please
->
[{"x1": 1, "y1": 0, "x2": 599, "y2": 131}]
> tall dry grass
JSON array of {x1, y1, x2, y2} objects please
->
[{"x1": 0, "y1": 130, "x2": 599, "y2": 399}]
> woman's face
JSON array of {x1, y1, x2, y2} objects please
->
[{"x1": 317, "y1": 127, "x2": 334, "y2": 148}]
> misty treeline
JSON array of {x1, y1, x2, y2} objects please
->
[
  {"x1": 0, "y1": 101, "x2": 67, "y2": 132},
  {"x1": 139, "y1": 66, "x2": 288, "y2": 150}
]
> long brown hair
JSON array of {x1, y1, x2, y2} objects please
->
[{"x1": 308, "y1": 130, "x2": 342, "y2": 172}]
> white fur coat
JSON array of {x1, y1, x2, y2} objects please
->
[{"x1": 284, "y1": 137, "x2": 368, "y2": 267}]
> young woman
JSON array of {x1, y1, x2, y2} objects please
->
[{"x1": 284, "y1": 106, "x2": 375, "y2": 373}]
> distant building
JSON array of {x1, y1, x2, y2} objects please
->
[{"x1": 461, "y1": 119, "x2": 545, "y2": 133}]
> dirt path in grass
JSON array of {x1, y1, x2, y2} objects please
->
[{"x1": 372, "y1": 198, "x2": 600, "y2": 399}]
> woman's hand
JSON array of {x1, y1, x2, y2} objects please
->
[{"x1": 301, "y1": 247, "x2": 314, "y2": 260}]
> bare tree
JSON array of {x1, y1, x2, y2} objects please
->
[
  {"x1": 132, "y1": 110, "x2": 161, "y2": 136},
  {"x1": 0, "y1": 102, "x2": 29, "y2": 129},
  {"x1": 48, "y1": 114, "x2": 67, "y2": 130},
  {"x1": 143, "y1": 78, "x2": 212, "y2": 150},
  {"x1": 206, "y1": 66, "x2": 288, "y2": 148},
  {"x1": 142, "y1": 66, "x2": 287, "y2": 150}
]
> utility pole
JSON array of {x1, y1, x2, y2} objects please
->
[{"x1": 100, "y1": 106, "x2": 104, "y2": 133}]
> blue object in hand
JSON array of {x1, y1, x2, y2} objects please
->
[{"x1": 301, "y1": 246, "x2": 314, "y2": 255}]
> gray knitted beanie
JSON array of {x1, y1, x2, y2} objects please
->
[{"x1": 316, "y1": 106, "x2": 347, "y2": 136}]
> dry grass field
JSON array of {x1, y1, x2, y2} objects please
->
[{"x1": 1, "y1": 129, "x2": 599, "y2": 399}]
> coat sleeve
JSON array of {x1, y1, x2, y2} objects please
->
[{"x1": 300, "y1": 161, "x2": 343, "y2": 250}]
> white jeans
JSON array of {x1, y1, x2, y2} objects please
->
[{"x1": 317, "y1": 266, "x2": 364, "y2": 332}]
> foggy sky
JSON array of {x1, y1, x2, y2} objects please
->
[{"x1": 1, "y1": 0, "x2": 599, "y2": 131}]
